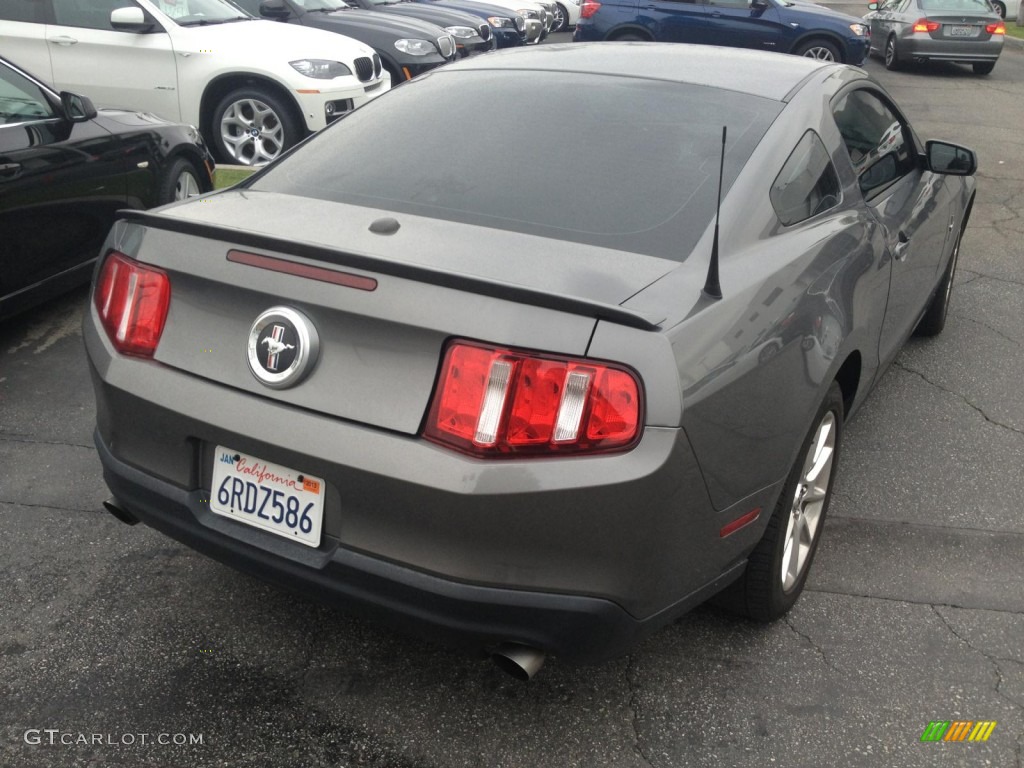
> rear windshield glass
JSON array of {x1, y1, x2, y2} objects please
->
[{"x1": 251, "y1": 70, "x2": 782, "y2": 261}]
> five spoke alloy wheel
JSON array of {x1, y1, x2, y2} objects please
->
[
  {"x1": 714, "y1": 383, "x2": 844, "y2": 622},
  {"x1": 780, "y1": 411, "x2": 835, "y2": 591}
]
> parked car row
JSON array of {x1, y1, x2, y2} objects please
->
[{"x1": 0, "y1": 0, "x2": 562, "y2": 170}]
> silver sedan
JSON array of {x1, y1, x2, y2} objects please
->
[{"x1": 866, "y1": 0, "x2": 1005, "y2": 74}]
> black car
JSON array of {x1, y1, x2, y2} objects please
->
[
  {"x1": 239, "y1": 0, "x2": 458, "y2": 82},
  {"x1": 407, "y1": 0, "x2": 529, "y2": 46},
  {"x1": 0, "y1": 56, "x2": 213, "y2": 320},
  {"x1": 346, "y1": 0, "x2": 495, "y2": 56}
]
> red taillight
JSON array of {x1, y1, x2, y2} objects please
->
[
  {"x1": 424, "y1": 340, "x2": 642, "y2": 457},
  {"x1": 986, "y1": 22, "x2": 1005, "y2": 34},
  {"x1": 94, "y1": 251, "x2": 170, "y2": 357},
  {"x1": 580, "y1": 0, "x2": 601, "y2": 19},
  {"x1": 912, "y1": 18, "x2": 940, "y2": 32}
]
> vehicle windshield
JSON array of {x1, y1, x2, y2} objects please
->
[
  {"x1": 251, "y1": 70, "x2": 782, "y2": 261},
  {"x1": 159, "y1": 0, "x2": 254, "y2": 24}
]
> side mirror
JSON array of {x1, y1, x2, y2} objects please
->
[
  {"x1": 111, "y1": 6, "x2": 155, "y2": 31},
  {"x1": 751, "y1": 0, "x2": 770, "y2": 8},
  {"x1": 259, "y1": 0, "x2": 292, "y2": 19},
  {"x1": 867, "y1": 2, "x2": 878, "y2": 9},
  {"x1": 60, "y1": 91, "x2": 98, "y2": 123},
  {"x1": 926, "y1": 141, "x2": 977, "y2": 176}
]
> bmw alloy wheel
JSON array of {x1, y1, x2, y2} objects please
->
[
  {"x1": 173, "y1": 167, "x2": 200, "y2": 201},
  {"x1": 801, "y1": 44, "x2": 836, "y2": 61},
  {"x1": 219, "y1": 97, "x2": 286, "y2": 166}
]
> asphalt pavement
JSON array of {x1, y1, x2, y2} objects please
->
[{"x1": 2, "y1": 37, "x2": 1023, "y2": 768}]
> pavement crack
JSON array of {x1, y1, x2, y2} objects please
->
[
  {"x1": 625, "y1": 654, "x2": 654, "y2": 768},
  {"x1": 0, "y1": 500, "x2": 100, "y2": 515},
  {"x1": 893, "y1": 361, "x2": 1024, "y2": 437},
  {"x1": 783, "y1": 616, "x2": 831, "y2": 669},
  {"x1": 0, "y1": 434, "x2": 96, "y2": 450},
  {"x1": 952, "y1": 314, "x2": 1023, "y2": 348},
  {"x1": 932, "y1": 607, "x2": 1024, "y2": 716}
]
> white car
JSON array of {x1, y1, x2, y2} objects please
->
[
  {"x1": 552, "y1": 0, "x2": 579, "y2": 32},
  {"x1": 0, "y1": 0, "x2": 390, "y2": 165},
  {"x1": 989, "y1": 0, "x2": 1018, "y2": 19}
]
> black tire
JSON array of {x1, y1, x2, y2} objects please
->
[
  {"x1": 914, "y1": 225, "x2": 963, "y2": 337},
  {"x1": 551, "y1": 3, "x2": 568, "y2": 32},
  {"x1": 884, "y1": 35, "x2": 901, "y2": 71},
  {"x1": 716, "y1": 383, "x2": 844, "y2": 622},
  {"x1": 973, "y1": 61, "x2": 995, "y2": 75},
  {"x1": 612, "y1": 31, "x2": 649, "y2": 41},
  {"x1": 794, "y1": 38, "x2": 841, "y2": 61},
  {"x1": 157, "y1": 157, "x2": 202, "y2": 206},
  {"x1": 210, "y1": 86, "x2": 300, "y2": 167},
  {"x1": 992, "y1": 0, "x2": 1006, "y2": 17}
]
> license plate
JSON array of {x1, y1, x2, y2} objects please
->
[
  {"x1": 948, "y1": 25, "x2": 977, "y2": 36},
  {"x1": 210, "y1": 447, "x2": 325, "y2": 548}
]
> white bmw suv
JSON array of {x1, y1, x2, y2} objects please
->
[{"x1": 0, "y1": 0, "x2": 390, "y2": 165}]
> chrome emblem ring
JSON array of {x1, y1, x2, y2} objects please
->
[{"x1": 247, "y1": 307, "x2": 319, "y2": 389}]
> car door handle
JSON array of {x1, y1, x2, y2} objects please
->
[
  {"x1": 894, "y1": 230, "x2": 910, "y2": 261},
  {"x1": 0, "y1": 162, "x2": 22, "y2": 180},
  {"x1": 48, "y1": 35, "x2": 79, "y2": 45}
]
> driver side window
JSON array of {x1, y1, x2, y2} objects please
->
[
  {"x1": 832, "y1": 89, "x2": 916, "y2": 197},
  {"x1": 52, "y1": 0, "x2": 150, "y2": 29}
]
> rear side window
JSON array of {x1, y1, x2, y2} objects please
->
[
  {"x1": 770, "y1": 131, "x2": 841, "y2": 226},
  {"x1": 0, "y1": 0, "x2": 46, "y2": 22}
]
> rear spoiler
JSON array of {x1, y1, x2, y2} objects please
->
[{"x1": 116, "y1": 210, "x2": 664, "y2": 331}]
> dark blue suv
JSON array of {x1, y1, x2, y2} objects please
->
[{"x1": 573, "y1": 0, "x2": 870, "y2": 64}]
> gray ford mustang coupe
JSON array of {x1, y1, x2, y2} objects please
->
[{"x1": 85, "y1": 44, "x2": 976, "y2": 679}]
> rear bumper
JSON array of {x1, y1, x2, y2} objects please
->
[
  {"x1": 900, "y1": 36, "x2": 1003, "y2": 62},
  {"x1": 96, "y1": 432, "x2": 744, "y2": 662}
]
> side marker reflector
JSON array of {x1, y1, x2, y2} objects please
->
[{"x1": 720, "y1": 507, "x2": 762, "y2": 538}]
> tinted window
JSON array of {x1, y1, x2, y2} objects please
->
[
  {"x1": 832, "y1": 89, "x2": 915, "y2": 197},
  {"x1": 52, "y1": 0, "x2": 142, "y2": 29},
  {"x1": 0, "y1": 65, "x2": 55, "y2": 126},
  {"x1": 0, "y1": 0, "x2": 46, "y2": 22},
  {"x1": 770, "y1": 131, "x2": 841, "y2": 226},
  {"x1": 920, "y1": 0, "x2": 990, "y2": 10},
  {"x1": 252, "y1": 70, "x2": 782, "y2": 261}
]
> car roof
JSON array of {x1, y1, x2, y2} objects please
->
[{"x1": 442, "y1": 42, "x2": 838, "y2": 102}]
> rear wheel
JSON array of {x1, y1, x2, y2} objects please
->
[
  {"x1": 992, "y1": 0, "x2": 1006, "y2": 17},
  {"x1": 914, "y1": 224, "x2": 963, "y2": 337},
  {"x1": 884, "y1": 35, "x2": 901, "y2": 70},
  {"x1": 157, "y1": 157, "x2": 202, "y2": 205},
  {"x1": 716, "y1": 383, "x2": 843, "y2": 621},
  {"x1": 211, "y1": 86, "x2": 299, "y2": 167},
  {"x1": 795, "y1": 38, "x2": 841, "y2": 61},
  {"x1": 973, "y1": 61, "x2": 996, "y2": 75}
]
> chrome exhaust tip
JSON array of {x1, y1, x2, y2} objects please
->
[
  {"x1": 490, "y1": 643, "x2": 546, "y2": 680},
  {"x1": 103, "y1": 497, "x2": 139, "y2": 526}
]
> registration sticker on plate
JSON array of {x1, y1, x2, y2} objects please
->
[
  {"x1": 209, "y1": 447, "x2": 324, "y2": 548},
  {"x1": 948, "y1": 24, "x2": 978, "y2": 36}
]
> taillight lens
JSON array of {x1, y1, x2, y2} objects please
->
[
  {"x1": 912, "y1": 18, "x2": 940, "y2": 32},
  {"x1": 424, "y1": 340, "x2": 643, "y2": 457},
  {"x1": 94, "y1": 251, "x2": 170, "y2": 357},
  {"x1": 986, "y1": 22, "x2": 1005, "y2": 34},
  {"x1": 580, "y1": 0, "x2": 601, "y2": 19}
]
